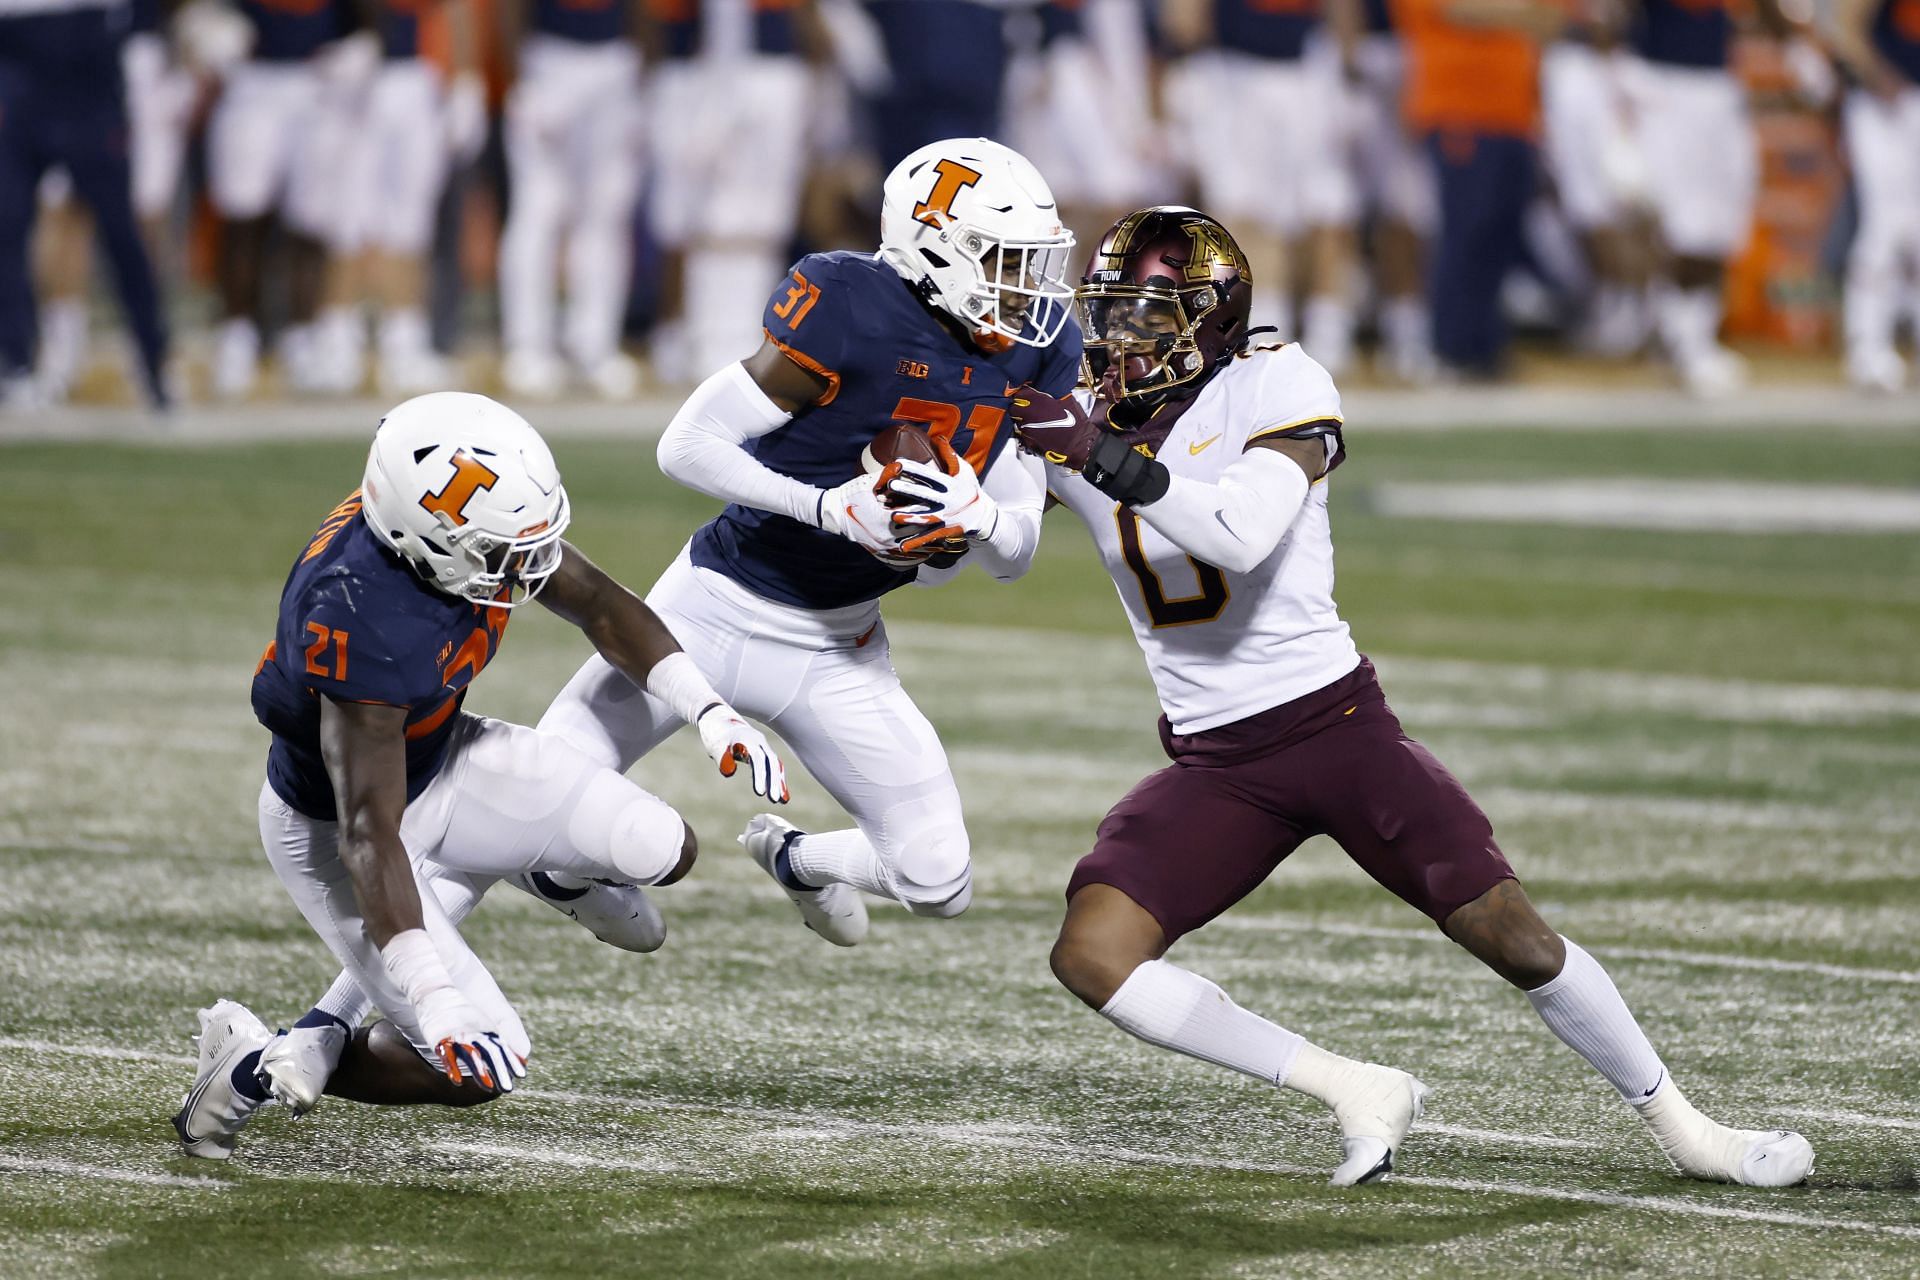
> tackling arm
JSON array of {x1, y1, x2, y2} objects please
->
[
  {"x1": 538, "y1": 542, "x2": 788, "y2": 801},
  {"x1": 1129, "y1": 437, "x2": 1325, "y2": 575},
  {"x1": 963, "y1": 446, "x2": 1048, "y2": 582}
]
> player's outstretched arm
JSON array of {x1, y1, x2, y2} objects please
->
[
  {"x1": 318, "y1": 697, "x2": 526, "y2": 1093},
  {"x1": 538, "y1": 542, "x2": 790, "y2": 802}
]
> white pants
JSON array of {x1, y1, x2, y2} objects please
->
[
  {"x1": 1843, "y1": 88, "x2": 1920, "y2": 362},
  {"x1": 1350, "y1": 35, "x2": 1436, "y2": 236},
  {"x1": 207, "y1": 62, "x2": 324, "y2": 221},
  {"x1": 342, "y1": 60, "x2": 450, "y2": 256},
  {"x1": 1006, "y1": 21, "x2": 1157, "y2": 211},
  {"x1": 257, "y1": 713, "x2": 686, "y2": 1061},
  {"x1": 1542, "y1": 43, "x2": 1643, "y2": 233},
  {"x1": 1625, "y1": 60, "x2": 1755, "y2": 258},
  {"x1": 539, "y1": 549, "x2": 972, "y2": 913},
  {"x1": 123, "y1": 34, "x2": 195, "y2": 221},
  {"x1": 1165, "y1": 48, "x2": 1357, "y2": 236},
  {"x1": 499, "y1": 35, "x2": 643, "y2": 367}
]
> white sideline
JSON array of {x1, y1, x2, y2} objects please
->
[
  {"x1": 0, "y1": 1154, "x2": 224, "y2": 1190},
  {"x1": 9, "y1": 1038, "x2": 1914, "y2": 1240},
  {"x1": 1779, "y1": 1108, "x2": 1920, "y2": 1133}
]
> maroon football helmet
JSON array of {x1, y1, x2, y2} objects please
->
[{"x1": 1077, "y1": 206, "x2": 1254, "y2": 408}]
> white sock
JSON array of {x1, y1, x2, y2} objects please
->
[
  {"x1": 1525, "y1": 937, "x2": 1667, "y2": 1101},
  {"x1": 1302, "y1": 294, "x2": 1354, "y2": 376},
  {"x1": 786, "y1": 827, "x2": 896, "y2": 899},
  {"x1": 313, "y1": 971, "x2": 374, "y2": 1028},
  {"x1": 1382, "y1": 295, "x2": 1429, "y2": 358},
  {"x1": 378, "y1": 306, "x2": 431, "y2": 365},
  {"x1": 1655, "y1": 284, "x2": 1722, "y2": 365},
  {"x1": 1099, "y1": 958, "x2": 1307, "y2": 1089},
  {"x1": 37, "y1": 296, "x2": 89, "y2": 388}
]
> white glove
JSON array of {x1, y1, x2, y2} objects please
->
[
  {"x1": 884, "y1": 452, "x2": 999, "y2": 539},
  {"x1": 382, "y1": 929, "x2": 526, "y2": 1093},
  {"x1": 414, "y1": 985, "x2": 526, "y2": 1093},
  {"x1": 696, "y1": 703, "x2": 790, "y2": 802},
  {"x1": 816, "y1": 473, "x2": 908, "y2": 559},
  {"x1": 445, "y1": 71, "x2": 488, "y2": 164}
]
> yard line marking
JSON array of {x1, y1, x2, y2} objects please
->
[
  {"x1": 1366, "y1": 479, "x2": 1920, "y2": 535},
  {"x1": 1778, "y1": 1108, "x2": 1920, "y2": 1133},
  {"x1": 0, "y1": 1036, "x2": 196, "y2": 1066},
  {"x1": 431, "y1": 1141, "x2": 680, "y2": 1175},
  {"x1": 1416, "y1": 1123, "x2": 1599, "y2": 1151},
  {"x1": 0, "y1": 1155, "x2": 224, "y2": 1190},
  {"x1": 1204, "y1": 916, "x2": 1920, "y2": 986},
  {"x1": 10, "y1": 1040, "x2": 1914, "y2": 1239}
]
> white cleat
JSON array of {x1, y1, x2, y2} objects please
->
[
  {"x1": 171, "y1": 999, "x2": 272, "y2": 1159},
  {"x1": 739, "y1": 814, "x2": 869, "y2": 948},
  {"x1": 1635, "y1": 1078, "x2": 1815, "y2": 1187},
  {"x1": 211, "y1": 318, "x2": 259, "y2": 401},
  {"x1": 1678, "y1": 344, "x2": 1749, "y2": 399},
  {"x1": 1326, "y1": 1063, "x2": 1429, "y2": 1187},
  {"x1": 580, "y1": 352, "x2": 642, "y2": 401},
  {"x1": 502, "y1": 348, "x2": 566, "y2": 400},
  {"x1": 510, "y1": 871, "x2": 667, "y2": 953},
  {"x1": 257, "y1": 1022, "x2": 349, "y2": 1117}
]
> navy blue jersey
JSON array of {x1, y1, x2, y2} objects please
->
[
  {"x1": 252, "y1": 493, "x2": 513, "y2": 821},
  {"x1": 688, "y1": 251, "x2": 1083, "y2": 610},
  {"x1": 131, "y1": 0, "x2": 161, "y2": 35},
  {"x1": 532, "y1": 0, "x2": 627, "y2": 43},
  {"x1": 375, "y1": 0, "x2": 430, "y2": 58},
  {"x1": 1216, "y1": 0, "x2": 1322, "y2": 60},
  {"x1": 241, "y1": 0, "x2": 354, "y2": 62},
  {"x1": 1631, "y1": 0, "x2": 1730, "y2": 69},
  {"x1": 1874, "y1": 0, "x2": 1920, "y2": 82},
  {"x1": 0, "y1": 3, "x2": 126, "y2": 82},
  {"x1": 1361, "y1": 0, "x2": 1393, "y2": 34}
]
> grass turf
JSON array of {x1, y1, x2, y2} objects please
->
[{"x1": 0, "y1": 421, "x2": 1916, "y2": 1278}]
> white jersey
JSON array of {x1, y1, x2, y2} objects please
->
[{"x1": 1047, "y1": 344, "x2": 1360, "y2": 734}]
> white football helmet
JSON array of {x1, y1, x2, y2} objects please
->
[
  {"x1": 360, "y1": 393, "x2": 570, "y2": 608},
  {"x1": 878, "y1": 137, "x2": 1075, "y2": 350}
]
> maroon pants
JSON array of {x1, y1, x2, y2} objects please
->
[{"x1": 1067, "y1": 658, "x2": 1516, "y2": 943}]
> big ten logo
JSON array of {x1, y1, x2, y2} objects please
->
[
  {"x1": 895, "y1": 358, "x2": 931, "y2": 380},
  {"x1": 913, "y1": 159, "x2": 984, "y2": 226}
]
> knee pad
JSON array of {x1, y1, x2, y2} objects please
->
[
  {"x1": 566, "y1": 770, "x2": 687, "y2": 887},
  {"x1": 894, "y1": 828, "x2": 973, "y2": 919}
]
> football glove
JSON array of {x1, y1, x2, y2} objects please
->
[
  {"x1": 816, "y1": 472, "x2": 912, "y2": 559},
  {"x1": 696, "y1": 702, "x2": 790, "y2": 802},
  {"x1": 412, "y1": 984, "x2": 526, "y2": 1094},
  {"x1": 1008, "y1": 384, "x2": 1108, "y2": 471},
  {"x1": 879, "y1": 437, "x2": 992, "y2": 556}
]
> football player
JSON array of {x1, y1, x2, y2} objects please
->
[
  {"x1": 1832, "y1": 0, "x2": 1920, "y2": 392},
  {"x1": 173, "y1": 392, "x2": 787, "y2": 1158},
  {"x1": 538, "y1": 137, "x2": 1080, "y2": 945},
  {"x1": 1001, "y1": 207, "x2": 1814, "y2": 1188},
  {"x1": 497, "y1": 0, "x2": 645, "y2": 400}
]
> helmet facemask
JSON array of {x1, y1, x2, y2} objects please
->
[
  {"x1": 921, "y1": 216, "x2": 1076, "y2": 350},
  {"x1": 439, "y1": 495, "x2": 569, "y2": 608},
  {"x1": 1078, "y1": 282, "x2": 1218, "y2": 404}
]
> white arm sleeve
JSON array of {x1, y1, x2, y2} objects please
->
[
  {"x1": 655, "y1": 361, "x2": 827, "y2": 528},
  {"x1": 1132, "y1": 447, "x2": 1311, "y2": 575},
  {"x1": 967, "y1": 446, "x2": 1048, "y2": 582}
]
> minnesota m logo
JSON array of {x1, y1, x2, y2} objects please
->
[
  {"x1": 913, "y1": 159, "x2": 984, "y2": 227},
  {"x1": 1182, "y1": 221, "x2": 1246, "y2": 281}
]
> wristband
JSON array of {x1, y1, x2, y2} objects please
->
[
  {"x1": 645, "y1": 651, "x2": 727, "y2": 726},
  {"x1": 380, "y1": 928, "x2": 455, "y2": 1008},
  {"x1": 1083, "y1": 432, "x2": 1171, "y2": 507}
]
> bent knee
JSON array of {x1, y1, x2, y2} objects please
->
[
  {"x1": 654, "y1": 822, "x2": 697, "y2": 888},
  {"x1": 1049, "y1": 934, "x2": 1142, "y2": 1009},
  {"x1": 894, "y1": 829, "x2": 972, "y2": 919}
]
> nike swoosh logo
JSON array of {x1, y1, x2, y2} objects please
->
[
  {"x1": 1189, "y1": 435, "x2": 1222, "y2": 455},
  {"x1": 1639, "y1": 1069, "x2": 1666, "y2": 1100},
  {"x1": 1213, "y1": 511, "x2": 1243, "y2": 543}
]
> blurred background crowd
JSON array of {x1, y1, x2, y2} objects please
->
[{"x1": 1, "y1": 0, "x2": 1916, "y2": 413}]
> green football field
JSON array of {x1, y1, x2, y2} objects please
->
[{"x1": 1, "y1": 415, "x2": 1917, "y2": 1278}]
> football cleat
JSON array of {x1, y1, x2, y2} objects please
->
[
  {"x1": 739, "y1": 814, "x2": 869, "y2": 948},
  {"x1": 502, "y1": 348, "x2": 566, "y2": 400},
  {"x1": 257, "y1": 1022, "x2": 349, "y2": 1117},
  {"x1": 171, "y1": 999, "x2": 272, "y2": 1160},
  {"x1": 1326, "y1": 1062, "x2": 1428, "y2": 1187},
  {"x1": 1635, "y1": 1079, "x2": 1814, "y2": 1187},
  {"x1": 510, "y1": 871, "x2": 666, "y2": 953}
]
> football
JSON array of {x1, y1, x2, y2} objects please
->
[{"x1": 860, "y1": 423, "x2": 940, "y2": 476}]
